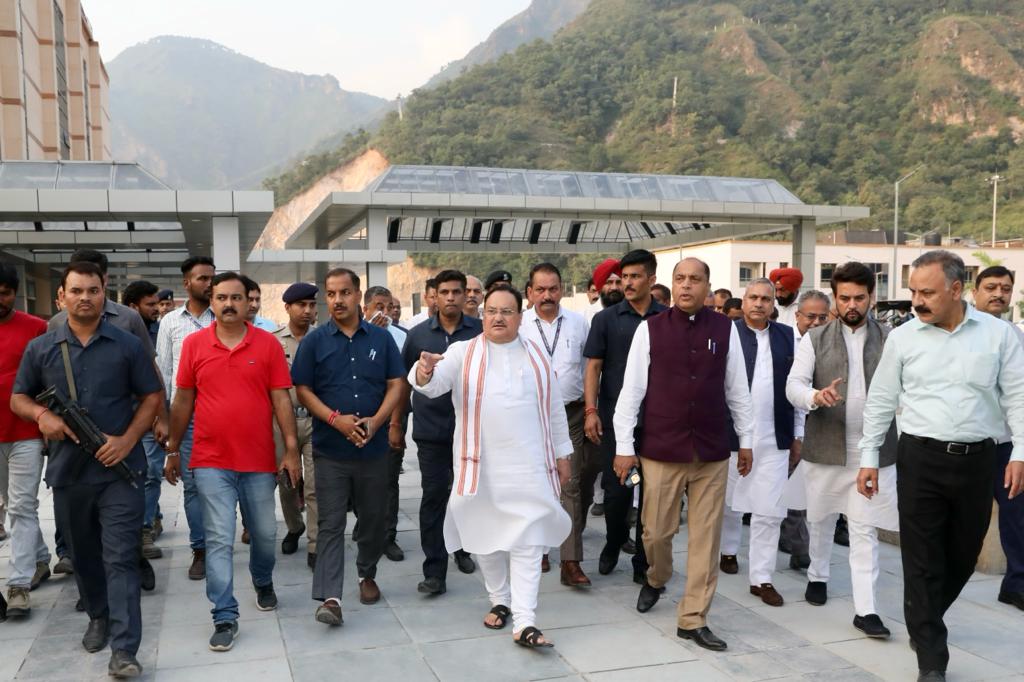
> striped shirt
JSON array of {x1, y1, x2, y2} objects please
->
[{"x1": 156, "y1": 304, "x2": 214, "y2": 400}]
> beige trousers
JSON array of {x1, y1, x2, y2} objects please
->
[
  {"x1": 640, "y1": 456, "x2": 728, "y2": 630},
  {"x1": 558, "y1": 401, "x2": 603, "y2": 562},
  {"x1": 275, "y1": 416, "x2": 317, "y2": 553}
]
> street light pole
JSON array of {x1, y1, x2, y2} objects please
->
[
  {"x1": 989, "y1": 174, "x2": 1005, "y2": 247},
  {"x1": 893, "y1": 164, "x2": 924, "y2": 300}
]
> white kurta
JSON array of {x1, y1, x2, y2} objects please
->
[
  {"x1": 785, "y1": 323, "x2": 899, "y2": 531},
  {"x1": 410, "y1": 337, "x2": 572, "y2": 555},
  {"x1": 730, "y1": 325, "x2": 802, "y2": 518},
  {"x1": 776, "y1": 300, "x2": 798, "y2": 327}
]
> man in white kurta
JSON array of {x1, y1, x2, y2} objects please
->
[
  {"x1": 720, "y1": 280, "x2": 802, "y2": 606},
  {"x1": 411, "y1": 285, "x2": 571, "y2": 647},
  {"x1": 785, "y1": 261, "x2": 897, "y2": 639}
]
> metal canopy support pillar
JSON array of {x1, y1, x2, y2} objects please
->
[
  {"x1": 792, "y1": 218, "x2": 816, "y2": 291},
  {"x1": 315, "y1": 261, "x2": 328, "y2": 328},
  {"x1": 365, "y1": 208, "x2": 389, "y2": 288},
  {"x1": 212, "y1": 217, "x2": 240, "y2": 272}
]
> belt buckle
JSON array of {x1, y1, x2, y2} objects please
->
[
  {"x1": 946, "y1": 442, "x2": 968, "y2": 455},
  {"x1": 295, "y1": 407, "x2": 309, "y2": 418}
]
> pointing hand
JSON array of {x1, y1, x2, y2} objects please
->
[{"x1": 814, "y1": 377, "x2": 844, "y2": 408}]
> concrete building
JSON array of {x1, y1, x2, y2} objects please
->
[
  {"x1": 656, "y1": 238, "x2": 1024, "y2": 318},
  {"x1": 1, "y1": 0, "x2": 109, "y2": 161}
]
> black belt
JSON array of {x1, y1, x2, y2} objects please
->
[{"x1": 906, "y1": 434, "x2": 992, "y2": 455}]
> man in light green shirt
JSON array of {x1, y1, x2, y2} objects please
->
[{"x1": 856, "y1": 250, "x2": 1024, "y2": 682}]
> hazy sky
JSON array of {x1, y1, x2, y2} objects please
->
[{"x1": 83, "y1": 0, "x2": 532, "y2": 98}]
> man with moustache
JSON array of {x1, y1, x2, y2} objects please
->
[
  {"x1": 0, "y1": 263, "x2": 50, "y2": 618},
  {"x1": 292, "y1": 268, "x2": 405, "y2": 627},
  {"x1": 411, "y1": 284, "x2": 572, "y2": 648},
  {"x1": 400, "y1": 270, "x2": 481, "y2": 595},
  {"x1": 521, "y1": 263, "x2": 596, "y2": 587},
  {"x1": 157, "y1": 255, "x2": 216, "y2": 580},
  {"x1": 613, "y1": 257, "x2": 753, "y2": 650},
  {"x1": 769, "y1": 268, "x2": 803, "y2": 327},
  {"x1": 718, "y1": 279, "x2": 799, "y2": 606},
  {"x1": 273, "y1": 283, "x2": 320, "y2": 567},
  {"x1": 166, "y1": 272, "x2": 300, "y2": 651},
  {"x1": 970, "y1": 265, "x2": 1024, "y2": 611},
  {"x1": 123, "y1": 280, "x2": 167, "y2": 561},
  {"x1": 787, "y1": 263, "x2": 899, "y2": 638},
  {"x1": 584, "y1": 250, "x2": 666, "y2": 583},
  {"x1": 857, "y1": 251, "x2": 1024, "y2": 681},
  {"x1": 12, "y1": 261, "x2": 162, "y2": 677},
  {"x1": 464, "y1": 275, "x2": 484, "y2": 319}
]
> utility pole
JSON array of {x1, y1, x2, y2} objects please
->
[
  {"x1": 989, "y1": 174, "x2": 1005, "y2": 247},
  {"x1": 892, "y1": 164, "x2": 924, "y2": 301}
]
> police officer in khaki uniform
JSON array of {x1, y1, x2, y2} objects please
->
[{"x1": 273, "y1": 282, "x2": 319, "y2": 568}]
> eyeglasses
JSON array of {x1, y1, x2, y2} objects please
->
[
  {"x1": 483, "y1": 308, "x2": 518, "y2": 318},
  {"x1": 799, "y1": 313, "x2": 828, "y2": 322}
]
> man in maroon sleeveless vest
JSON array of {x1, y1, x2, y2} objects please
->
[{"x1": 613, "y1": 258, "x2": 754, "y2": 652}]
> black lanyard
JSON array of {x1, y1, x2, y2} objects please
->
[{"x1": 534, "y1": 316, "x2": 563, "y2": 357}]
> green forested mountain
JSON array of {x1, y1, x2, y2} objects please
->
[{"x1": 367, "y1": 0, "x2": 1024, "y2": 242}]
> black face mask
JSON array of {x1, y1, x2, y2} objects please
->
[
  {"x1": 600, "y1": 290, "x2": 624, "y2": 308},
  {"x1": 777, "y1": 292, "x2": 797, "y2": 307}
]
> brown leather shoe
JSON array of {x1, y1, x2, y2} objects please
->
[
  {"x1": 560, "y1": 560, "x2": 592, "y2": 588},
  {"x1": 359, "y1": 578, "x2": 381, "y2": 605},
  {"x1": 188, "y1": 549, "x2": 206, "y2": 581},
  {"x1": 315, "y1": 600, "x2": 343, "y2": 626},
  {"x1": 241, "y1": 528, "x2": 250, "y2": 545},
  {"x1": 541, "y1": 554, "x2": 550, "y2": 573},
  {"x1": 720, "y1": 554, "x2": 739, "y2": 575},
  {"x1": 750, "y1": 583, "x2": 784, "y2": 607}
]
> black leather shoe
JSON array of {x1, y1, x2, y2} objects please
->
[
  {"x1": 853, "y1": 613, "x2": 890, "y2": 639},
  {"x1": 281, "y1": 524, "x2": 306, "y2": 555},
  {"x1": 83, "y1": 617, "x2": 109, "y2": 652},
  {"x1": 805, "y1": 581, "x2": 827, "y2": 606},
  {"x1": 620, "y1": 538, "x2": 637, "y2": 555},
  {"x1": 417, "y1": 577, "x2": 446, "y2": 595},
  {"x1": 139, "y1": 558, "x2": 156, "y2": 591},
  {"x1": 917, "y1": 671, "x2": 945, "y2": 681},
  {"x1": 636, "y1": 581, "x2": 663, "y2": 613},
  {"x1": 108, "y1": 650, "x2": 142, "y2": 678},
  {"x1": 598, "y1": 545, "x2": 619, "y2": 575},
  {"x1": 385, "y1": 542, "x2": 405, "y2": 562},
  {"x1": 789, "y1": 553, "x2": 810, "y2": 570},
  {"x1": 677, "y1": 626, "x2": 727, "y2": 651},
  {"x1": 834, "y1": 516, "x2": 850, "y2": 547},
  {"x1": 632, "y1": 568, "x2": 646, "y2": 585},
  {"x1": 998, "y1": 590, "x2": 1024, "y2": 611},
  {"x1": 454, "y1": 551, "x2": 476, "y2": 574}
]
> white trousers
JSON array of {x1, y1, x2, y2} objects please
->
[
  {"x1": 807, "y1": 513, "x2": 879, "y2": 616},
  {"x1": 476, "y1": 545, "x2": 544, "y2": 633},
  {"x1": 720, "y1": 505, "x2": 743, "y2": 556},
  {"x1": 748, "y1": 512, "x2": 784, "y2": 585}
]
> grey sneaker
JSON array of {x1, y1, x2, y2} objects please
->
[
  {"x1": 141, "y1": 527, "x2": 163, "y2": 559},
  {"x1": 209, "y1": 621, "x2": 238, "y2": 651},
  {"x1": 53, "y1": 555, "x2": 74, "y2": 575},
  {"x1": 255, "y1": 583, "x2": 277, "y2": 611},
  {"x1": 30, "y1": 561, "x2": 51, "y2": 591},
  {"x1": 107, "y1": 650, "x2": 142, "y2": 678},
  {"x1": 6, "y1": 586, "x2": 30, "y2": 617}
]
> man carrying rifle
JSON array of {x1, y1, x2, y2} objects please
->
[{"x1": 11, "y1": 262, "x2": 162, "y2": 679}]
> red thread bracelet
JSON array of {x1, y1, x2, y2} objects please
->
[{"x1": 327, "y1": 410, "x2": 340, "y2": 426}]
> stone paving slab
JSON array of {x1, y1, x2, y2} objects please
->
[{"x1": 1, "y1": 445, "x2": 1021, "y2": 681}]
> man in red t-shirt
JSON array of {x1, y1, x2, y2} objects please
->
[
  {"x1": 0, "y1": 263, "x2": 51, "y2": 617},
  {"x1": 165, "y1": 271, "x2": 299, "y2": 652}
]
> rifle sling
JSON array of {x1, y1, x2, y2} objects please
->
[{"x1": 59, "y1": 341, "x2": 77, "y2": 402}]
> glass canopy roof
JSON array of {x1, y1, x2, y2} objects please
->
[
  {"x1": 369, "y1": 165, "x2": 803, "y2": 204},
  {"x1": 0, "y1": 161, "x2": 170, "y2": 191}
]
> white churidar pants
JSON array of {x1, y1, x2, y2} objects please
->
[
  {"x1": 475, "y1": 545, "x2": 544, "y2": 633},
  {"x1": 720, "y1": 505, "x2": 743, "y2": 556},
  {"x1": 748, "y1": 512, "x2": 785, "y2": 585},
  {"x1": 807, "y1": 512, "x2": 879, "y2": 616}
]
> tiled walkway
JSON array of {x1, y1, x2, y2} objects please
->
[{"x1": 1, "y1": 446, "x2": 1021, "y2": 681}]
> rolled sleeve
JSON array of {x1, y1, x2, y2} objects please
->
[{"x1": 612, "y1": 321, "x2": 651, "y2": 456}]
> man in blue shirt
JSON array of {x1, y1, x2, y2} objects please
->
[
  {"x1": 292, "y1": 268, "x2": 404, "y2": 627},
  {"x1": 858, "y1": 250, "x2": 1024, "y2": 682},
  {"x1": 12, "y1": 262, "x2": 163, "y2": 678},
  {"x1": 399, "y1": 270, "x2": 482, "y2": 595}
]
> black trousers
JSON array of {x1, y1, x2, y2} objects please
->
[
  {"x1": 897, "y1": 434, "x2": 996, "y2": 672},
  {"x1": 598, "y1": 415, "x2": 647, "y2": 576},
  {"x1": 54, "y1": 478, "x2": 144, "y2": 655},
  {"x1": 416, "y1": 440, "x2": 472, "y2": 581},
  {"x1": 994, "y1": 442, "x2": 1024, "y2": 594},
  {"x1": 386, "y1": 446, "x2": 405, "y2": 545}
]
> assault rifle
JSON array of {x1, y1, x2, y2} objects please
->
[{"x1": 36, "y1": 386, "x2": 139, "y2": 488}]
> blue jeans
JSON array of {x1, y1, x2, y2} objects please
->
[
  {"x1": 142, "y1": 432, "x2": 165, "y2": 528},
  {"x1": 179, "y1": 422, "x2": 205, "y2": 550},
  {"x1": 194, "y1": 468, "x2": 276, "y2": 624}
]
